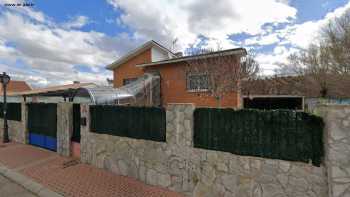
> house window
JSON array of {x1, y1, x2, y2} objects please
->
[
  {"x1": 187, "y1": 73, "x2": 209, "y2": 91},
  {"x1": 123, "y1": 78, "x2": 138, "y2": 85}
]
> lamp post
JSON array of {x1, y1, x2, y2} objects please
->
[{"x1": 0, "y1": 72, "x2": 11, "y2": 143}]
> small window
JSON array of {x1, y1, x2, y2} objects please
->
[
  {"x1": 123, "y1": 78, "x2": 138, "y2": 85},
  {"x1": 187, "y1": 73, "x2": 209, "y2": 91}
]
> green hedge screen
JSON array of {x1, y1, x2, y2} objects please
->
[
  {"x1": 0, "y1": 103, "x2": 21, "y2": 121},
  {"x1": 90, "y1": 105, "x2": 166, "y2": 142},
  {"x1": 194, "y1": 108, "x2": 324, "y2": 166}
]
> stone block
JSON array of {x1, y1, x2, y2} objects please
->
[
  {"x1": 221, "y1": 174, "x2": 237, "y2": 192},
  {"x1": 193, "y1": 182, "x2": 220, "y2": 197},
  {"x1": 200, "y1": 162, "x2": 216, "y2": 185},
  {"x1": 256, "y1": 174, "x2": 276, "y2": 184},
  {"x1": 276, "y1": 174, "x2": 288, "y2": 187},
  {"x1": 138, "y1": 165, "x2": 146, "y2": 182},
  {"x1": 158, "y1": 173, "x2": 171, "y2": 188},
  {"x1": 146, "y1": 169, "x2": 158, "y2": 186},
  {"x1": 288, "y1": 176, "x2": 308, "y2": 192},
  {"x1": 207, "y1": 152, "x2": 218, "y2": 164},
  {"x1": 333, "y1": 183, "x2": 350, "y2": 197},
  {"x1": 279, "y1": 161, "x2": 291, "y2": 173},
  {"x1": 216, "y1": 162, "x2": 228, "y2": 172}
]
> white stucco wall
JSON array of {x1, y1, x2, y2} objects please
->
[{"x1": 151, "y1": 47, "x2": 171, "y2": 62}]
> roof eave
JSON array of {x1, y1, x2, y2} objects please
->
[
  {"x1": 8, "y1": 83, "x2": 97, "y2": 97},
  {"x1": 136, "y1": 48, "x2": 247, "y2": 68},
  {"x1": 106, "y1": 63, "x2": 116, "y2": 70}
]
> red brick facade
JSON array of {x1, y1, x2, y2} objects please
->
[
  {"x1": 113, "y1": 49, "x2": 152, "y2": 88},
  {"x1": 112, "y1": 48, "x2": 240, "y2": 108}
]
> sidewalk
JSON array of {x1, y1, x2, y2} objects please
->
[
  {"x1": 0, "y1": 142, "x2": 184, "y2": 197},
  {"x1": 0, "y1": 174, "x2": 37, "y2": 197}
]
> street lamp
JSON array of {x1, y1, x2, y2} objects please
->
[{"x1": 0, "y1": 72, "x2": 11, "y2": 143}]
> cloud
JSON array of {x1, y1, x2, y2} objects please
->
[
  {"x1": 276, "y1": 0, "x2": 290, "y2": 4},
  {"x1": 0, "y1": 0, "x2": 47, "y2": 23},
  {"x1": 2, "y1": 0, "x2": 350, "y2": 88},
  {"x1": 244, "y1": 33, "x2": 281, "y2": 46},
  {"x1": 256, "y1": 45, "x2": 299, "y2": 75},
  {"x1": 281, "y1": 1, "x2": 350, "y2": 49},
  {"x1": 0, "y1": 7, "x2": 142, "y2": 87},
  {"x1": 0, "y1": 11, "x2": 114, "y2": 66},
  {"x1": 107, "y1": 0, "x2": 297, "y2": 49},
  {"x1": 253, "y1": 1, "x2": 350, "y2": 75},
  {"x1": 0, "y1": 62, "x2": 110, "y2": 88},
  {"x1": 62, "y1": 16, "x2": 90, "y2": 29}
]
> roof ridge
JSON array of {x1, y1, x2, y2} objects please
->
[{"x1": 106, "y1": 40, "x2": 175, "y2": 70}]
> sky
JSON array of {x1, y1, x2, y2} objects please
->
[{"x1": 0, "y1": 0, "x2": 349, "y2": 88}]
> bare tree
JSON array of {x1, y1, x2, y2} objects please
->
[
  {"x1": 184, "y1": 47, "x2": 259, "y2": 107},
  {"x1": 276, "y1": 41, "x2": 350, "y2": 98},
  {"x1": 292, "y1": 45, "x2": 329, "y2": 96},
  {"x1": 240, "y1": 50, "x2": 260, "y2": 80},
  {"x1": 274, "y1": 9, "x2": 350, "y2": 98},
  {"x1": 322, "y1": 10, "x2": 350, "y2": 74}
]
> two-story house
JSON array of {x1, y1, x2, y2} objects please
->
[{"x1": 106, "y1": 40, "x2": 246, "y2": 108}]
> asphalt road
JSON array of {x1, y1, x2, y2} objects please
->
[{"x1": 0, "y1": 175, "x2": 37, "y2": 197}]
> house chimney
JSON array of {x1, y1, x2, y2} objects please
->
[{"x1": 175, "y1": 52, "x2": 183, "y2": 57}]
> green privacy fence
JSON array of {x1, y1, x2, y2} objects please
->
[
  {"x1": 194, "y1": 108, "x2": 324, "y2": 166},
  {"x1": 90, "y1": 105, "x2": 166, "y2": 142},
  {"x1": 0, "y1": 103, "x2": 21, "y2": 121}
]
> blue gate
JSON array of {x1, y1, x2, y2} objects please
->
[{"x1": 27, "y1": 103, "x2": 57, "y2": 151}]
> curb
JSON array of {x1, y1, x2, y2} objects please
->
[{"x1": 0, "y1": 165, "x2": 63, "y2": 197}]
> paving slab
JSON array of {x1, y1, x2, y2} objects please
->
[
  {"x1": 22, "y1": 157, "x2": 183, "y2": 197},
  {"x1": 0, "y1": 142, "x2": 184, "y2": 197},
  {"x1": 0, "y1": 143, "x2": 55, "y2": 169}
]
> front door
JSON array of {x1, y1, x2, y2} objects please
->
[{"x1": 71, "y1": 104, "x2": 81, "y2": 158}]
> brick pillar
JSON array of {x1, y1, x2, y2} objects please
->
[{"x1": 57, "y1": 103, "x2": 73, "y2": 156}]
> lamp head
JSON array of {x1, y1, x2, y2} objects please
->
[{"x1": 0, "y1": 72, "x2": 10, "y2": 85}]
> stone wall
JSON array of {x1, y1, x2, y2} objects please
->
[
  {"x1": 57, "y1": 103, "x2": 73, "y2": 156},
  {"x1": 81, "y1": 104, "x2": 328, "y2": 197},
  {"x1": 316, "y1": 105, "x2": 350, "y2": 197},
  {"x1": 0, "y1": 102, "x2": 27, "y2": 143}
]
